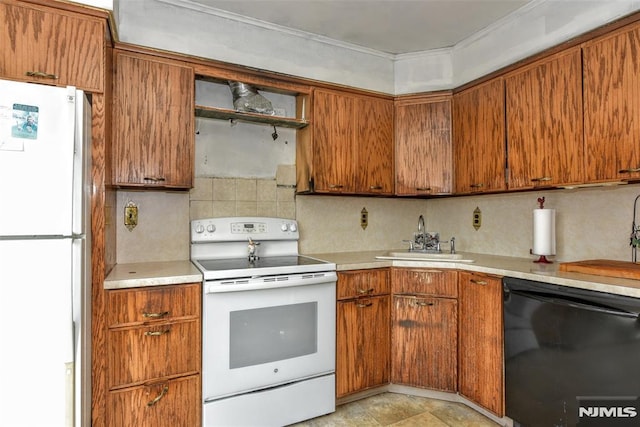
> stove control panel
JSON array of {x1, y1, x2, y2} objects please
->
[{"x1": 191, "y1": 217, "x2": 299, "y2": 243}]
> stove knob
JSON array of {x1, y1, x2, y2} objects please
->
[
  {"x1": 280, "y1": 223, "x2": 289, "y2": 232},
  {"x1": 195, "y1": 224, "x2": 205, "y2": 233},
  {"x1": 289, "y1": 223, "x2": 298, "y2": 232},
  {"x1": 206, "y1": 224, "x2": 216, "y2": 233}
]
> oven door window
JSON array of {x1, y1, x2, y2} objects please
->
[{"x1": 230, "y1": 302, "x2": 317, "y2": 368}]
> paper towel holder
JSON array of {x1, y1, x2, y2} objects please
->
[{"x1": 532, "y1": 197, "x2": 555, "y2": 264}]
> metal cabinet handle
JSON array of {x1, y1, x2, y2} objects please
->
[
  {"x1": 415, "y1": 300, "x2": 434, "y2": 307},
  {"x1": 369, "y1": 185, "x2": 383, "y2": 190},
  {"x1": 356, "y1": 301, "x2": 373, "y2": 308},
  {"x1": 329, "y1": 184, "x2": 344, "y2": 189},
  {"x1": 619, "y1": 168, "x2": 640, "y2": 174},
  {"x1": 143, "y1": 311, "x2": 169, "y2": 319},
  {"x1": 531, "y1": 176, "x2": 552, "y2": 183},
  {"x1": 144, "y1": 177, "x2": 166, "y2": 182},
  {"x1": 147, "y1": 385, "x2": 169, "y2": 407},
  {"x1": 357, "y1": 288, "x2": 374, "y2": 295},
  {"x1": 25, "y1": 71, "x2": 59, "y2": 80},
  {"x1": 470, "y1": 279, "x2": 488, "y2": 285},
  {"x1": 470, "y1": 183, "x2": 484, "y2": 188},
  {"x1": 144, "y1": 329, "x2": 171, "y2": 337},
  {"x1": 416, "y1": 187, "x2": 431, "y2": 191}
]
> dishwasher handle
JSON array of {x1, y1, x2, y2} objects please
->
[{"x1": 506, "y1": 288, "x2": 639, "y2": 319}]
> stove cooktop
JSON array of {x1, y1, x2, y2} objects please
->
[{"x1": 193, "y1": 255, "x2": 335, "y2": 281}]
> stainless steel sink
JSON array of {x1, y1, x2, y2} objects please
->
[{"x1": 376, "y1": 251, "x2": 474, "y2": 262}]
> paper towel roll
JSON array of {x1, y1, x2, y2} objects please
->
[{"x1": 533, "y1": 209, "x2": 556, "y2": 255}]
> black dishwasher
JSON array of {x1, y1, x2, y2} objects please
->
[{"x1": 503, "y1": 277, "x2": 640, "y2": 427}]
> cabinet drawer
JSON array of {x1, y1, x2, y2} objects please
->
[
  {"x1": 337, "y1": 268, "x2": 390, "y2": 300},
  {"x1": 108, "y1": 320, "x2": 200, "y2": 389},
  {"x1": 107, "y1": 284, "x2": 200, "y2": 327},
  {"x1": 392, "y1": 268, "x2": 457, "y2": 297},
  {"x1": 107, "y1": 375, "x2": 201, "y2": 427}
]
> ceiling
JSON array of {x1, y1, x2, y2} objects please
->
[{"x1": 187, "y1": 0, "x2": 532, "y2": 55}]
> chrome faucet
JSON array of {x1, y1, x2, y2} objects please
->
[{"x1": 417, "y1": 214, "x2": 426, "y2": 247}]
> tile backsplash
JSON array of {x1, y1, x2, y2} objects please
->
[{"x1": 189, "y1": 165, "x2": 297, "y2": 220}]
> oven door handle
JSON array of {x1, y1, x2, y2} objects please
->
[{"x1": 205, "y1": 271, "x2": 337, "y2": 293}]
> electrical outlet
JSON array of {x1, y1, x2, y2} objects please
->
[
  {"x1": 124, "y1": 201, "x2": 138, "y2": 231},
  {"x1": 361, "y1": 207, "x2": 368, "y2": 230},
  {"x1": 473, "y1": 207, "x2": 482, "y2": 230}
]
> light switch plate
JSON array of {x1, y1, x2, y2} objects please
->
[{"x1": 124, "y1": 201, "x2": 138, "y2": 231}]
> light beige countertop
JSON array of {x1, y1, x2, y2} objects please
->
[
  {"x1": 307, "y1": 250, "x2": 640, "y2": 298},
  {"x1": 104, "y1": 260, "x2": 202, "y2": 290},
  {"x1": 103, "y1": 252, "x2": 640, "y2": 298}
]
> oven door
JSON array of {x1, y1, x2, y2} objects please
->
[{"x1": 202, "y1": 273, "x2": 336, "y2": 401}]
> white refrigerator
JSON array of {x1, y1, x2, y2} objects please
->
[{"x1": 0, "y1": 79, "x2": 91, "y2": 427}]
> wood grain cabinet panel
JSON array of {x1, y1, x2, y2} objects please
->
[
  {"x1": 336, "y1": 269, "x2": 390, "y2": 398},
  {"x1": 583, "y1": 22, "x2": 640, "y2": 182},
  {"x1": 458, "y1": 271, "x2": 504, "y2": 416},
  {"x1": 113, "y1": 50, "x2": 195, "y2": 189},
  {"x1": 355, "y1": 96, "x2": 394, "y2": 194},
  {"x1": 392, "y1": 268, "x2": 458, "y2": 297},
  {"x1": 312, "y1": 89, "x2": 393, "y2": 195},
  {"x1": 0, "y1": 1, "x2": 105, "y2": 92},
  {"x1": 391, "y1": 268, "x2": 457, "y2": 391},
  {"x1": 337, "y1": 268, "x2": 390, "y2": 300},
  {"x1": 391, "y1": 294, "x2": 457, "y2": 391},
  {"x1": 395, "y1": 94, "x2": 453, "y2": 195},
  {"x1": 107, "y1": 375, "x2": 201, "y2": 427},
  {"x1": 106, "y1": 283, "x2": 201, "y2": 426},
  {"x1": 453, "y1": 79, "x2": 506, "y2": 194},
  {"x1": 107, "y1": 320, "x2": 200, "y2": 389},
  {"x1": 505, "y1": 48, "x2": 583, "y2": 190}
]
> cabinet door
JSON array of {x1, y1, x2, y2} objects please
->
[
  {"x1": 505, "y1": 48, "x2": 583, "y2": 189},
  {"x1": 355, "y1": 96, "x2": 394, "y2": 194},
  {"x1": 113, "y1": 51, "x2": 195, "y2": 188},
  {"x1": 458, "y1": 272, "x2": 504, "y2": 416},
  {"x1": 108, "y1": 375, "x2": 200, "y2": 427},
  {"x1": 0, "y1": 1, "x2": 104, "y2": 92},
  {"x1": 391, "y1": 295, "x2": 457, "y2": 391},
  {"x1": 337, "y1": 268, "x2": 390, "y2": 300},
  {"x1": 313, "y1": 89, "x2": 355, "y2": 193},
  {"x1": 395, "y1": 96, "x2": 452, "y2": 195},
  {"x1": 583, "y1": 22, "x2": 640, "y2": 182},
  {"x1": 453, "y1": 78, "x2": 506, "y2": 194},
  {"x1": 336, "y1": 295, "x2": 390, "y2": 397}
]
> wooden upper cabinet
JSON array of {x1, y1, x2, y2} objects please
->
[
  {"x1": 312, "y1": 88, "x2": 393, "y2": 195},
  {"x1": 583, "y1": 22, "x2": 640, "y2": 182},
  {"x1": 355, "y1": 96, "x2": 394, "y2": 194},
  {"x1": 0, "y1": 1, "x2": 105, "y2": 92},
  {"x1": 313, "y1": 89, "x2": 356, "y2": 193},
  {"x1": 453, "y1": 79, "x2": 506, "y2": 194},
  {"x1": 505, "y1": 48, "x2": 584, "y2": 190},
  {"x1": 395, "y1": 94, "x2": 453, "y2": 196},
  {"x1": 113, "y1": 51, "x2": 195, "y2": 189}
]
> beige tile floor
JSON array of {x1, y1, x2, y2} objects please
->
[{"x1": 291, "y1": 392, "x2": 501, "y2": 427}]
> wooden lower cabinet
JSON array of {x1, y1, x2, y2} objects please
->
[
  {"x1": 336, "y1": 269, "x2": 390, "y2": 398},
  {"x1": 107, "y1": 375, "x2": 200, "y2": 427},
  {"x1": 106, "y1": 283, "x2": 201, "y2": 427},
  {"x1": 391, "y1": 294, "x2": 457, "y2": 391},
  {"x1": 458, "y1": 271, "x2": 504, "y2": 416}
]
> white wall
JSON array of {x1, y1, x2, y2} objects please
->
[{"x1": 116, "y1": 0, "x2": 640, "y2": 94}]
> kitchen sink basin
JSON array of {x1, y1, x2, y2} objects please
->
[{"x1": 376, "y1": 251, "x2": 475, "y2": 262}]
